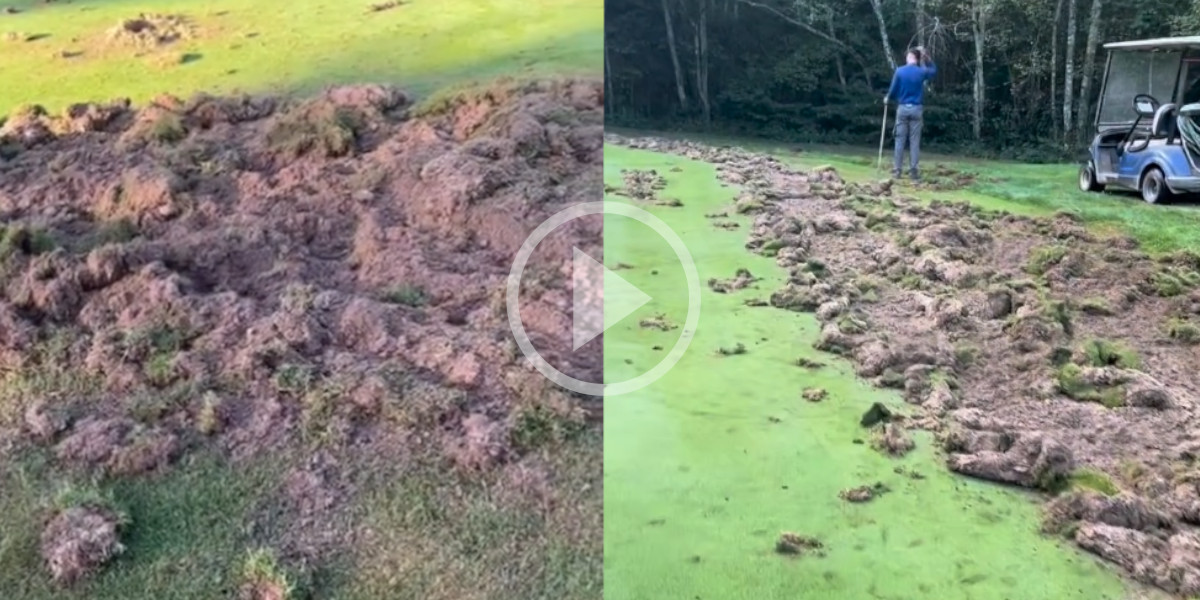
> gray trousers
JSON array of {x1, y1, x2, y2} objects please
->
[{"x1": 893, "y1": 104, "x2": 923, "y2": 178}]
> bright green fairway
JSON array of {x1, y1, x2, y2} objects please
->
[
  {"x1": 602, "y1": 143, "x2": 1140, "y2": 600},
  {"x1": 0, "y1": 0, "x2": 600, "y2": 114}
]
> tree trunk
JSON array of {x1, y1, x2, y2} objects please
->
[
  {"x1": 1077, "y1": 0, "x2": 1103, "y2": 142},
  {"x1": 869, "y1": 0, "x2": 896, "y2": 71},
  {"x1": 661, "y1": 0, "x2": 689, "y2": 111},
  {"x1": 828, "y1": 14, "x2": 847, "y2": 90},
  {"x1": 1064, "y1": 0, "x2": 1078, "y2": 135},
  {"x1": 916, "y1": 0, "x2": 927, "y2": 50},
  {"x1": 972, "y1": 0, "x2": 987, "y2": 140},
  {"x1": 692, "y1": 0, "x2": 712, "y2": 126},
  {"x1": 1051, "y1": 0, "x2": 1063, "y2": 138}
]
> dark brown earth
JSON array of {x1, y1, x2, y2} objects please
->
[
  {"x1": 1, "y1": 78, "x2": 602, "y2": 584},
  {"x1": 608, "y1": 133, "x2": 1200, "y2": 596}
]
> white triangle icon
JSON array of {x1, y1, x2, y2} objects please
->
[{"x1": 572, "y1": 247, "x2": 651, "y2": 350}]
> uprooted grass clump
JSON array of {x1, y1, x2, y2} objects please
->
[
  {"x1": 382, "y1": 284, "x2": 428, "y2": 307},
  {"x1": 1069, "y1": 468, "x2": 1120, "y2": 497},
  {"x1": 717, "y1": 343, "x2": 747, "y2": 356},
  {"x1": 1149, "y1": 267, "x2": 1200, "y2": 297},
  {"x1": 774, "y1": 532, "x2": 823, "y2": 556},
  {"x1": 265, "y1": 101, "x2": 364, "y2": 159},
  {"x1": 39, "y1": 484, "x2": 131, "y2": 585},
  {"x1": 1081, "y1": 338, "x2": 1141, "y2": 370},
  {"x1": 239, "y1": 548, "x2": 304, "y2": 600},
  {"x1": 1025, "y1": 244, "x2": 1069, "y2": 276},
  {"x1": 1056, "y1": 363, "x2": 1125, "y2": 408},
  {"x1": 1166, "y1": 317, "x2": 1200, "y2": 344}
]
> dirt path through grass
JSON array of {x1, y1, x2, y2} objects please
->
[{"x1": 602, "y1": 143, "x2": 1139, "y2": 600}]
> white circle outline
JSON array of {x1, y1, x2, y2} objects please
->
[{"x1": 506, "y1": 200, "x2": 700, "y2": 397}]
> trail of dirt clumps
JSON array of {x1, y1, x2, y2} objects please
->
[
  {"x1": 607, "y1": 133, "x2": 1200, "y2": 596},
  {"x1": 0, "y1": 80, "x2": 602, "y2": 581}
]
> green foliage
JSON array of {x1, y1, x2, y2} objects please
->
[
  {"x1": 1056, "y1": 364, "x2": 1125, "y2": 408},
  {"x1": 0, "y1": 225, "x2": 56, "y2": 261},
  {"x1": 1070, "y1": 469, "x2": 1119, "y2": 497},
  {"x1": 1081, "y1": 339, "x2": 1141, "y2": 370},
  {"x1": 1168, "y1": 317, "x2": 1200, "y2": 344}
]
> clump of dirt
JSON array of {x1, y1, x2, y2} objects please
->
[
  {"x1": 870, "y1": 422, "x2": 914, "y2": 456},
  {"x1": 368, "y1": 1, "x2": 405, "y2": 12},
  {"x1": 106, "y1": 14, "x2": 194, "y2": 48},
  {"x1": 639, "y1": 313, "x2": 678, "y2": 331},
  {"x1": 617, "y1": 169, "x2": 666, "y2": 202},
  {"x1": 802, "y1": 387, "x2": 827, "y2": 402},
  {"x1": 839, "y1": 482, "x2": 890, "y2": 503},
  {"x1": 605, "y1": 132, "x2": 1200, "y2": 594},
  {"x1": 916, "y1": 163, "x2": 980, "y2": 191},
  {"x1": 40, "y1": 505, "x2": 126, "y2": 584},
  {"x1": 707, "y1": 267, "x2": 759, "y2": 293},
  {"x1": 775, "y1": 532, "x2": 823, "y2": 556}
]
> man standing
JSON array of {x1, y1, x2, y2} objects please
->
[{"x1": 885, "y1": 46, "x2": 937, "y2": 181}]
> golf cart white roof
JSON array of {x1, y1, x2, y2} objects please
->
[{"x1": 1105, "y1": 36, "x2": 1200, "y2": 51}]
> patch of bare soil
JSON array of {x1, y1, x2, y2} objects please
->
[
  {"x1": 0, "y1": 79, "x2": 602, "y2": 582},
  {"x1": 607, "y1": 132, "x2": 1200, "y2": 596},
  {"x1": 106, "y1": 14, "x2": 194, "y2": 48}
]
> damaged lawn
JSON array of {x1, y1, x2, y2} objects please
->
[
  {"x1": 0, "y1": 79, "x2": 603, "y2": 598},
  {"x1": 603, "y1": 138, "x2": 1156, "y2": 600}
]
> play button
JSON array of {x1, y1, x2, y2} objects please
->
[
  {"x1": 508, "y1": 200, "x2": 701, "y2": 397},
  {"x1": 572, "y1": 247, "x2": 651, "y2": 350}
]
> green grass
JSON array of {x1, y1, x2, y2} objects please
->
[
  {"x1": 1070, "y1": 469, "x2": 1120, "y2": 497},
  {"x1": 334, "y1": 432, "x2": 601, "y2": 599},
  {"x1": 0, "y1": 450, "x2": 285, "y2": 599},
  {"x1": 0, "y1": 0, "x2": 601, "y2": 115},
  {"x1": 603, "y1": 144, "x2": 1135, "y2": 600}
]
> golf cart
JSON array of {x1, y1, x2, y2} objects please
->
[{"x1": 1079, "y1": 36, "x2": 1200, "y2": 204}]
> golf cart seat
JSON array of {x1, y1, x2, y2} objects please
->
[{"x1": 1153, "y1": 103, "x2": 1179, "y2": 140}]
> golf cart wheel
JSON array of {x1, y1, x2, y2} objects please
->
[
  {"x1": 1079, "y1": 161, "x2": 1104, "y2": 192},
  {"x1": 1141, "y1": 167, "x2": 1173, "y2": 204}
]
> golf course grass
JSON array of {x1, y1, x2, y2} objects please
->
[
  {"x1": 0, "y1": 0, "x2": 601, "y2": 115},
  {"x1": 602, "y1": 142, "x2": 1141, "y2": 599}
]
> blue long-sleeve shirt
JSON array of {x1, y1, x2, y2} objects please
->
[{"x1": 886, "y1": 62, "x2": 938, "y2": 105}]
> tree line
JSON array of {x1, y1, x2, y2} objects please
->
[{"x1": 606, "y1": 0, "x2": 1199, "y2": 160}]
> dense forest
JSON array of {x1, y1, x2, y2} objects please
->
[{"x1": 605, "y1": 0, "x2": 1200, "y2": 160}]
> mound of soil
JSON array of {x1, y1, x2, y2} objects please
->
[
  {"x1": 607, "y1": 132, "x2": 1200, "y2": 595},
  {"x1": 0, "y1": 78, "x2": 601, "y2": 500},
  {"x1": 40, "y1": 505, "x2": 125, "y2": 584},
  {"x1": 616, "y1": 169, "x2": 665, "y2": 202},
  {"x1": 106, "y1": 14, "x2": 194, "y2": 48}
]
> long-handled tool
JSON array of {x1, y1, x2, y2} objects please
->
[{"x1": 877, "y1": 101, "x2": 889, "y2": 171}]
